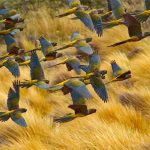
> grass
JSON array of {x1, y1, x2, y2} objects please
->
[{"x1": 0, "y1": 2, "x2": 150, "y2": 149}]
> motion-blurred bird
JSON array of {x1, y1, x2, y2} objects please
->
[
  {"x1": 89, "y1": 10, "x2": 103, "y2": 36},
  {"x1": 54, "y1": 90, "x2": 96, "y2": 123},
  {"x1": 71, "y1": 72, "x2": 108, "y2": 103},
  {"x1": 49, "y1": 79, "x2": 92, "y2": 99},
  {"x1": 47, "y1": 57, "x2": 81, "y2": 74},
  {"x1": 108, "y1": 13, "x2": 150, "y2": 47},
  {"x1": 20, "y1": 51, "x2": 50, "y2": 89},
  {"x1": 3, "y1": 14, "x2": 24, "y2": 29},
  {"x1": 109, "y1": 0, "x2": 125, "y2": 19},
  {"x1": 0, "y1": 8, "x2": 17, "y2": 17},
  {"x1": 102, "y1": 0, "x2": 125, "y2": 29},
  {"x1": 39, "y1": 36, "x2": 62, "y2": 62},
  {"x1": 107, "y1": 60, "x2": 131, "y2": 83},
  {"x1": 0, "y1": 27, "x2": 23, "y2": 35},
  {"x1": 0, "y1": 58, "x2": 20, "y2": 77},
  {"x1": 55, "y1": 32, "x2": 93, "y2": 55},
  {"x1": 0, "y1": 80, "x2": 27, "y2": 127},
  {"x1": 80, "y1": 51, "x2": 107, "y2": 78},
  {"x1": 135, "y1": 0, "x2": 150, "y2": 22},
  {"x1": 0, "y1": 34, "x2": 22, "y2": 60},
  {"x1": 56, "y1": 0, "x2": 95, "y2": 31}
]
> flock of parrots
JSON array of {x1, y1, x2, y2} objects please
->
[{"x1": 0, "y1": 0, "x2": 149, "y2": 126}]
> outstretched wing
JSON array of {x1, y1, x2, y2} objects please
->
[
  {"x1": 7, "y1": 80, "x2": 20, "y2": 110},
  {"x1": 4, "y1": 59, "x2": 20, "y2": 77},
  {"x1": 89, "y1": 53, "x2": 101, "y2": 72},
  {"x1": 110, "y1": 0, "x2": 124, "y2": 19},
  {"x1": 11, "y1": 112, "x2": 27, "y2": 127},
  {"x1": 123, "y1": 13, "x2": 142, "y2": 37},
  {"x1": 135, "y1": 11, "x2": 150, "y2": 23},
  {"x1": 80, "y1": 65, "x2": 90, "y2": 73},
  {"x1": 3, "y1": 34, "x2": 19, "y2": 53},
  {"x1": 30, "y1": 51, "x2": 45, "y2": 80},
  {"x1": 75, "y1": 8, "x2": 95, "y2": 31},
  {"x1": 39, "y1": 36, "x2": 54, "y2": 56},
  {"x1": 67, "y1": 58, "x2": 81, "y2": 74},
  {"x1": 75, "y1": 40, "x2": 93, "y2": 55},
  {"x1": 70, "y1": 90, "x2": 86, "y2": 105},
  {"x1": 65, "y1": 79, "x2": 93, "y2": 99},
  {"x1": 91, "y1": 13, "x2": 103, "y2": 37},
  {"x1": 111, "y1": 60, "x2": 122, "y2": 77},
  {"x1": 90, "y1": 77, "x2": 108, "y2": 102}
]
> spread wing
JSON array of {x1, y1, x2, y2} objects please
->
[
  {"x1": 4, "y1": 59, "x2": 20, "y2": 77},
  {"x1": 123, "y1": 13, "x2": 142, "y2": 37},
  {"x1": 39, "y1": 37, "x2": 54, "y2": 56},
  {"x1": 91, "y1": 13, "x2": 103, "y2": 37},
  {"x1": 75, "y1": 8, "x2": 95, "y2": 31},
  {"x1": 11, "y1": 112, "x2": 27, "y2": 127},
  {"x1": 67, "y1": 58, "x2": 81, "y2": 74},
  {"x1": 70, "y1": 91, "x2": 86, "y2": 105},
  {"x1": 110, "y1": 0, "x2": 124, "y2": 19},
  {"x1": 65, "y1": 79, "x2": 93, "y2": 99},
  {"x1": 111, "y1": 60, "x2": 122, "y2": 77},
  {"x1": 89, "y1": 53, "x2": 101, "y2": 72},
  {"x1": 7, "y1": 80, "x2": 20, "y2": 110},
  {"x1": 74, "y1": 40, "x2": 93, "y2": 55},
  {"x1": 30, "y1": 51, "x2": 45, "y2": 80},
  {"x1": 3, "y1": 34, "x2": 19, "y2": 53},
  {"x1": 90, "y1": 77, "x2": 108, "y2": 102},
  {"x1": 80, "y1": 65, "x2": 90, "y2": 73}
]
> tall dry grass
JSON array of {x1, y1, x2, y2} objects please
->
[{"x1": 0, "y1": 1, "x2": 150, "y2": 149}]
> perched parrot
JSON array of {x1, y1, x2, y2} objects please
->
[
  {"x1": 47, "y1": 57, "x2": 81, "y2": 74},
  {"x1": 135, "y1": 0, "x2": 150, "y2": 22},
  {"x1": 0, "y1": 58, "x2": 20, "y2": 77},
  {"x1": 0, "y1": 80, "x2": 27, "y2": 127},
  {"x1": 20, "y1": 51, "x2": 50, "y2": 89},
  {"x1": 39, "y1": 36, "x2": 62, "y2": 62},
  {"x1": 108, "y1": 13, "x2": 150, "y2": 47},
  {"x1": 55, "y1": 32, "x2": 93, "y2": 55}
]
